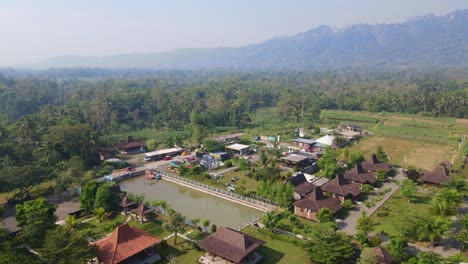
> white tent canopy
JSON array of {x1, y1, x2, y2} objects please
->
[{"x1": 315, "y1": 135, "x2": 335, "y2": 146}]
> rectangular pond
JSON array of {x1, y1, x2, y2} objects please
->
[{"x1": 119, "y1": 176, "x2": 262, "y2": 229}]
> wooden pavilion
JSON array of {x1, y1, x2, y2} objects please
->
[{"x1": 198, "y1": 227, "x2": 266, "y2": 264}]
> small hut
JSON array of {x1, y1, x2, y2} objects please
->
[
  {"x1": 119, "y1": 195, "x2": 137, "y2": 215},
  {"x1": 198, "y1": 227, "x2": 265, "y2": 264},
  {"x1": 132, "y1": 203, "x2": 154, "y2": 223}
]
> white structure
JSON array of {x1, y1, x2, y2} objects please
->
[
  {"x1": 315, "y1": 135, "x2": 335, "y2": 146},
  {"x1": 225, "y1": 143, "x2": 250, "y2": 155},
  {"x1": 143, "y1": 147, "x2": 183, "y2": 161}
]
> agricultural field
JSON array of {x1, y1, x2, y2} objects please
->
[{"x1": 322, "y1": 110, "x2": 467, "y2": 170}]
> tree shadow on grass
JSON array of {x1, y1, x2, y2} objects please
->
[
  {"x1": 256, "y1": 246, "x2": 285, "y2": 263},
  {"x1": 411, "y1": 196, "x2": 431, "y2": 204}
]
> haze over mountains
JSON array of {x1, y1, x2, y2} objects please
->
[{"x1": 35, "y1": 10, "x2": 468, "y2": 70}]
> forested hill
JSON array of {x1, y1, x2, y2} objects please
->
[{"x1": 35, "y1": 10, "x2": 468, "y2": 70}]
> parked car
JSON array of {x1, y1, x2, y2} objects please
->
[{"x1": 163, "y1": 156, "x2": 172, "y2": 161}]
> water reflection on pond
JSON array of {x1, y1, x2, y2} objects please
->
[{"x1": 120, "y1": 176, "x2": 262, "y2": 228}]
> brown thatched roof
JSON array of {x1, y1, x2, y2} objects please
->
[
  {"x1": 119, "y1": 195, "x2": 137, "y2": 208},
  {"x1": 361, "y1": 155, "x2": 392, "y2": 173},
  {"x1": 94, "y1": 224, "x2": 161, "y2": 264},
  {"x1": 198, "y1": 227, "x2": 265, "y2": 263},
  {"x1": 420, "y1": 166, "x2": 450, "y2": 185},
  {"x1": 132, "y1": 203, "x2": 153, "y2": 218},
  {"x1": 344, "y1": 163, "x2": 377, "y2": 184},
  {"x1": 294, "y1": 186, "x2": 342, "y2": 214},
  {"x1": 294, "y1": 182, "x2": 316, "y2": 197},
  {"x1": 321, "y1": 174, "x2": 362, "y2": 197}
]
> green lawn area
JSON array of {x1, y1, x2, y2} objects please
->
[
  {"x1": 242, "y1": 226, "x2": 311, "y2": 264},
  {"x1": 218, "y1": 170, "x2": 260, "y2": 191},
  {"x1": 277, "y1": 213, "x2": 320, "y2": 237},
  {"x1": 75, "y1": 212, "x2": 173, "y2": 240},
  {"x1": 155, "y1": 236, "x2": 202, "y2": 264},
  {"x1": 371, "y1": 190, "x2": 432, "y2": 236}
]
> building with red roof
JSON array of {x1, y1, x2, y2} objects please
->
[{"x1": 93, "y1": 224, "x2": 162, "y2": 264}]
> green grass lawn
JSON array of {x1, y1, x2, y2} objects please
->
[
  {"x1": 155, "y1": 236, "x2": 202, "y2": 264},
  {"x1": 241, "y1": 226, "x2": 311, "y2": 264},
  {"x1": 277, "y1": 213, "x2": 320, "y2": 237},
  {"x1": 218, "y1": 170, "x2": 260, "y2": 191},
  {"x1": 371, "y1": 190, "x2": 432, "y2": 237},
  {"x1": 75, "y1": 212, "x2": 172, "y2": 240}
]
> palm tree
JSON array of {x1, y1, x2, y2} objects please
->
[
  {"x1": 262, "y1": 212, "x2": 278, "y2": 231},
  {"x1": 191, "y1": 218, "x2": 200, "y2": 229},
  {"x1": 151, "y1": 200, "x2": 169, "y2": 214},
  {"x1": 201, "y1": 219, "x2": 210, "y2": 236},
  {"x1": 65, "y1": 215, "x2": 77, "y2": 232},
  {"x1": 95, "y1": 207, "x2": 107, "y2": 224},
  {"x1": 162, "y1": 209, "x2": 185, "y2": 245}
]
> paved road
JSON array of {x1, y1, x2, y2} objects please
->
[{"x1": 337, "y1": 170, "x2": 404, "y2": 235}]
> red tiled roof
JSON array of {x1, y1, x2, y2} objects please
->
[
  {"x1": 294, "y1": 187, "x2": 342, "y2": 214},
  {"x1": 321, "y1": 174, "x2": 362, "y2": 197},
  {"x1": 420, "y1": 166, "x2": 450, "y2": 185},
  {"x1": 343, "y1": 163, "x2": 377, "y2": 184},
  {"x1": 361, "y1": 155, "x2": 392, "y2": 173},
  {"x1": 94, "y1": 224, "x2": 162, "y2": 264},
  {"x1": 198, "y1": 227, "x2": 265, "y2": 263}
]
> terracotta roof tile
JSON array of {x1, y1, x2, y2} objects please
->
[{"x1": 94, "y1": 224, "x2": 161, "y2": 264}]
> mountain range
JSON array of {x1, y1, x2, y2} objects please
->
[{"x1": 34, "y1": 10, "x2": 468, "y2": 70}]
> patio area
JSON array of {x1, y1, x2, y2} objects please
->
[{"x1": 198, "y1": 252, "x2": 263, "y2": 264}]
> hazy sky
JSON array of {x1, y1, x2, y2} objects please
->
[{"x1": 0, "y1": 0, "x2": 467, "y2": 66}]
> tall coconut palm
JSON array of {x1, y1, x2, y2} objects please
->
[{"x1": 162, "y1": 209, "x2": 185, "y2": 245}]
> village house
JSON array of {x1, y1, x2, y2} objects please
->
[
  {"x1": 321, "y1": 174, "x2": 362, "y2": 203},
  {"x1": 280, "y1": 154, "x2": 309, "y2": 168},
  {"x1": 115, "y1": 136, "x2": 146, "y2": 154},
  {"x1": 361, "y1": 155, "x2": 392, "y2": 174},
  {"x1": 343, "y1": 163, "x2": 377, "y2": 185},
  {"x1": 198, "y1": 227, "x2": 266, "y2": 264},
  {"x1": 420, "y1": 165, "x2": 451, "y2": 185},
  {"x1": 292, "y1": 138, "x2": 315, "y2": 152},
  {"x1": 294, "y1": 186, "x2": 342, "y2": 221},
  {"x1": 99, "y1": 147, "x2": 118, "y2": 161},
  {"x1": 338, "y1": 123, "x2": 363, "y2": 133},
  {"x1": 92, "y1": 224, "x2": 162, "y2": 264},
  {"x1": 293, "y1": 181, "x2": 316, "y2": 200}
]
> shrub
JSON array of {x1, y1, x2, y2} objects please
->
[{"x1": 224, "y1": 160, "x2": 232, "y2": 168}]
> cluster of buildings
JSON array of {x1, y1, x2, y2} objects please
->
[
  {"x1": 93, "y1": 223, "x2": 267, "y2": 264},
  {"x1": 292, "y1": 154, "x2": 392, "y2": 221}
]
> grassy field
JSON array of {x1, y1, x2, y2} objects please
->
[
  {"x1": 321, "y1": 110, "x2": 466, "y2": 170},
  {"x1": 242, "y1": 226, "x2": 312, "y2": 264},
  {"x1": 370, "y1": 190, "x2": 432, "y2": 237},
  {"x1": 0, "y1": 180, "x2": 56, "y2": 204}
]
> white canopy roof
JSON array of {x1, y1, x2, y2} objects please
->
[
  {"x1": 315, "y1": 135, "x2": 335, "y2": 146},
  {"x1": 226, "y1": 143, "x2": 250, "y2": 151}
]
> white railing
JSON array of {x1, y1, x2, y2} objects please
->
[{"x1": 159, "y1": 170, "x2": 276, "y2": 212}]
